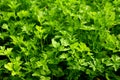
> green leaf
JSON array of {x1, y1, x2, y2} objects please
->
[
  {"x1": 59, "y1": 53, "x2": 68, "y2": 59},
  {"x1": 17, "y1": 10, "x2": 29, "y2": 19},
  {"x1": 79, "y1": 42, "x2": 90, "y2": 52},
  {"x1": 60, "y1": 38, "x2": 69, "y2": 46},
  {"x1": 2, "y1": 24, "x2": 9, "y2": 30},
  {"x1": 52, "y1": 39, "x2": 60, "y2": 48},
  {"x1": 0, "y1": 46, "x2": 5, "y2": 55},
  {"x1": 32, "y1": 71, "x2": 41, "y2": 77},
  {"x1": 8, "y1": 1, "x2": 21, "y2": 10},
  {"x1": 4, "y1": 48, "x2": 13, "y2": 56},
  {"x1": 4, "y1": 63, "x2": 13, "y2": 71},
  {"x1": 40, "y1": 76, "x2": 50, "y2": 80}
]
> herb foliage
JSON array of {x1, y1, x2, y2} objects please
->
[{"x1": 0, "y1": 0, "x2": 120, "y2": 80}]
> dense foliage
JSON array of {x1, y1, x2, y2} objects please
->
[{"x1": 0, "y1": 0, "x2": 120, "y2": 80}]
